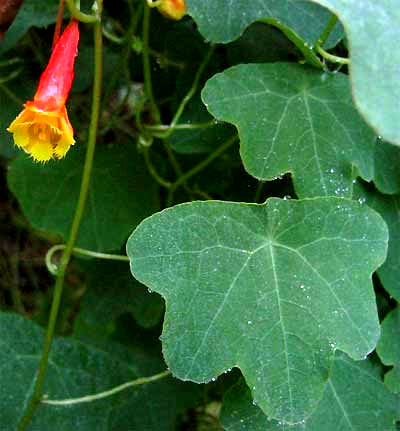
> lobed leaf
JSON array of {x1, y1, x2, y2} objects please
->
[
  {"x1": 186, "y1": 0, "x2": 342, "y2": 47},
  {"x1": 202, "y1": 63, "x2": 375, "y2": 198},
  {"x1": 221, "y1": 353, "x2": 400, "y2": 430},
  {"x1": 127, "y1": 197, "x2": 387, "y2": 423}
]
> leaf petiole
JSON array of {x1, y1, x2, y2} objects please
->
[
  {"x1": 45, "y1": 245, "x2": 129, "y2": 275},
  {"x1": 41, "y1": 370, "x2": 171, "y2": 405}
]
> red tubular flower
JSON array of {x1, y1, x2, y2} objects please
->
[{"x1": 7, "y1": 19, "x2": 79, "y2": 162}]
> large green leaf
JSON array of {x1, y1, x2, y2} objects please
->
[
  {"x1": 8, "y1": 144, "x2": 159, "y2": 251},
  {"x1": 186, "y1": 0, "x2": 342, "y2": 47},
  {"x1": 127, "y1": 197, "x2": 387, "y2": 423},
  {"x1": 221, "y1": 354, "x2": 400, "y2": 430},
  {"x1": 356, "y1": 183, "x2": 400, "y2": 302},
  {"x1": 202, "y1": 63, "x2": 375, "y2": 198},
  {"x1": 0, "y1": 0, "x2": 59, "y2": 54},
  {"x1": 308, "y1": 0, "x2": 400, "y2": 145},
  {"x1": 377, "y1": 307, "x2": 400, "y2": 394},
  {"x1": 0, "y1": 312, "x2": 200, "y2": 430}
]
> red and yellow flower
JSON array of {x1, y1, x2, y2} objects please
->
[
  {"x1": 156, "y1": 0, "x2": 186, "y2": 20},
  {"x1": 7, "y1": 19, "x2": 80, "y2": 162}
]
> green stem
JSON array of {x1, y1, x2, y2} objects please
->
[
  {"x1": 254, "y1": 181, "x2": 264, "y2": 203},
  {"x1": 46, "y1": 245, "x2": 129, "y2": 275},
  {"x1": 169, "y1": 46, "x2": 215, "y2": 130},
  {"x1": 0, "y1": 68, "x2": 23, "y2": 84},
  {"x1": 0, "y1": 57, "x2": 23, "y2": 67},
  {"x1": 173, "y1": 135, "x2": 236, "y2": 189},
  {"x1": 142, "y1": 2, "x2": 161, "y2": 124},
  {"x1": 316, "y1": 45, "x2": 349, "y2": 65},
  {"x1": 155, "y1": 46, "x2": 216, "y2": 140},
  {"x1": 166, "y1": 135, "x2": 237, "y2": 206},
  {"x1": 143, "y1": 146, "x2": 172, "y2": 188},
  {"x1": 41, "y1": 370, "x2": 171, "y2": 405},
  {"x1": 145, "y1": 121, "x2": 217, "y2": 133},
  {"x1": 17, "y1": 8, "x2": 103, "y2": 430},
  {"x1": 102, "y1": 27, "x2": 123, "y2": 44},
  {"x1": 102, "y1": 2, "x2": 143, "y2": 106},
  {"x1": 65, "y1": 0, "x2": 98, "y2": 23},
  {"x1": 258, "y1": 18, "x2": 324, "y2": 69},
  {"x1": 163, "y1": 141, "x2": 185, "y2": 183},
  {"x1": 317, "y1": 15, "x2": 338, "y2": 47}
]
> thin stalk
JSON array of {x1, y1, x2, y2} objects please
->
[
  {"x1": 143, "y1": 146, "x2": 172, "y2": 188},
  {"x1": 0, "y1": 83, "x2": 23, "y2": 104},
  {"x1": 172, "y1": 135, "x2": 237, "y2": 190},
  {"x1": 145, "y1": 120, "x2": 217, "y2": 135},
  {"x1": 0, "y1": 68, "x2": 23, "y2": 84},
  {"x1": 102, "y1": 1, "x2": 143, "y2": 107},
  {"x1": 46, "y1": 245, "x2": 129, "y2": 275},
  {"x1": 316, "y1": 45, "x2": 349, "y2": 65},
  {"x1": 0, "y1": 57, "x2": 23, "y2": 67},
  {"x1": 42, "y1": 370, "x2": 171, "y2": 405},
  {"x1": 16, "y1": 8, "x2": 103, "y2": 430},
  {"x1": 317, "y1": 15, "x2": 338, "y2": 47},
  {"x1": 258, "y1": 18, "x2": 324, "y2": 69},
  {"x1": 163, "y1": 141, "x2": 186, "y2": 187},
  {"x1": 169, "y1": 46, "x2": 215, "y2": 130},
  {"x1": 166, "y1": 135, "x2": 237, "y2": 206},
  {"x1": 65, "y1": 0, "x2": 98, "y2": 23},
  {"x1": 52, "y1": 0, "x2": 65, "y2": 49},
  {"x1": 254, "y1": 181, "x2": 264, "y2": 203},
  {"x1": 156, "y1": 46, "x2": 216, "y2": 139},
  {"x1": 142, "y1": 2, "x2": 161, "y2": 123}
]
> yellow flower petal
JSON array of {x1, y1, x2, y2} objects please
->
[
  {"x1": 13, "y1": 126, "x2": 31, "y2": 148},
  {"x1": 7, "y1": 103, "x2": 75, "y2": 162},
  {"x1": 54, "y1": 135, "x2": 74, "y2": 159},
  {"x1": 28, "y1": 139, "x2": 54, "y2": 162}
]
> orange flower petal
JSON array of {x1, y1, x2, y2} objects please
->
[{"x1": 158, "y1": 0, "x2": 186, "y2": 20}]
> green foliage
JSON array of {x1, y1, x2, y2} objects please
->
[
  {"x1": 0, "y1": 0, "x2": 60, "y2": 54},
  {"x1": 220, "y1": 353, "x2": 400, "y2": 430},
  {"x1": 1, "y1": 0, "x2": 400, "y2": 429},
  {"x1": 127, "y1": 197, "x2": 387, "y2": 423},
  {"x1": 374, "y1": 139, "x2": 400, "y2": 195},
  {"x1": 202, "y1": 63, "x2": 375, "y2": 198},
  {"x1": 186, "y1": 0, "x2": 342, "y2": 46},
  {"x1": 356, "y1": 183, "x2": 400, "y2": 302},
  {"x1": 8, "y1": 145, "x2": 159, "y2": 251},
  {"x1": 377, "y1": 307, "x2": 400, "y2": 393},
  {"x1": 76, "y1": 260, "x2": 164, "y2": 331},
  {"x1": 309, "y1": 0, "x2": 400, "y2": 145},
  {"x1": 0, "y1": 312, "x2": 200, "y2": 430}
]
